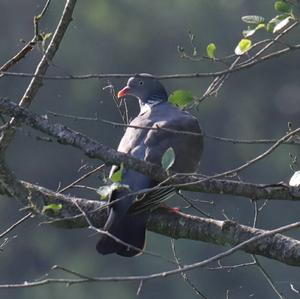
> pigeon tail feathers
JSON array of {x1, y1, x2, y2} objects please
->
[{"x1": 96, "y1": 211, "x2": 147, "y2": 257}]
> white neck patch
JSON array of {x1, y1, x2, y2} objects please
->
[{"x1": 139, "y1": 100, "x2": 161, "y2": 114}]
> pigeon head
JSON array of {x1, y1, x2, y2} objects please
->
[{"x1": 117, "y1": 74, "x2": 168, "y2": 105}]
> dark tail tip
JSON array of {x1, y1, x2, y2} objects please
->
[
  {"x1": 96, "y1": 233, "x2": 145, "y2": 257},
  {"x1": 96, "y1": 215, "x2": 146, "y2": 257}
]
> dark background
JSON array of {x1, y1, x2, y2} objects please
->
[{"x1": 1, "y1": 0, "x2": 300, "y2": 298}]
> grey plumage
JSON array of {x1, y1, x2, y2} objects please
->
[{"x1": 96, "y1": 75, "x2": 203, "y2": 257}]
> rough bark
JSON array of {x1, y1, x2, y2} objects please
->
[
  {"x1": 0, "y1": 97, "x2": 299, "y2": 201},
  {"x1": 1, "y1": 174, "x2": 299, "y2": 266}
]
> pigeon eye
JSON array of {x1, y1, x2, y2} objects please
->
[{"x1": 139, "y1": 80, "x2": 144, "y2": 86}]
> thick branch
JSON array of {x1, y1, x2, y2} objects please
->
[
  {"x1": 1, "y1": 155, "x2": 299, "y2": 266},
  {"x1": 0, "y1": 97, "x2": 300, "y2": 202},
  {"x1": 150, "y1": 208, "x2": 300, "y2": 266},
  {"x1": 2, "y1": 176, "x2": 300, "y2": 267}
]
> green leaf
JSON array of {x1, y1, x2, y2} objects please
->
[
  {"x1": 96, "y1": 183, "x2": 129, "y2": 200},
  {"x1": 273, "y1": 16, "x2": 293, "y2": 33},
  {"x1": 241, "y1": 15, "x2": 265, "y2": 24},
  {"x1": 206, "y1": 43, "x2": 216, "y2": 59},
  {"x1": 255, "y1": 23, "x2": 266, "y2": 30},
  {"x1": 111, "y1": 163, "x2": 124, "y2": 182},
  {"x1": 274, "y1": 1, "x2": 292, "y2": 13},
  {"x1": 168, "y1": 90, "x2": 194, "y2": 108},
  {"x1": 242, "y1": 23, "x2": 266, "y2": 37},
  {"x1": 267, "y1": 14, "x2": 288, "y2": 32},
  {"x1": 42, "y1": 203, "x2": 62, "y2": 215},
  {"x1": 161, "y1": 147, "x2": 175, "y2": 171},
  {"x1": 235, "y1": 39, "x2": 252, "y2": 55}
]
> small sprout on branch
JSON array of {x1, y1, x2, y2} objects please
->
[
  {"x1": 243, "y1": 23, "x2": 266, "y2": 38},
  {"x1": 206, "y1": 43, "x2": 216, "y2": 59},
  {"x1": 42, "y1": 203, "x2": 62, "y2": 216},
  {"x1": 41, "y1": 32, "x2": 52, "y2": 41},
  {"x1": 289, "y1": 152, "x2": 298, "y2": 172},
  {"x1": 241, "y1": 15, "x2": 266, "y2": 38},
  {"x1": 235, "y1": 38, "x2": 252, "y2": 55},
  {"x1": 188, "y1": 30, "x2": 200, "y2": 57}
]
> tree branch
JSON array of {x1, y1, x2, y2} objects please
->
[
  {"x1": 0, "y1": 97, "x2": 300, "y2": 202},
  {"x1": 0, "y1": 0, "x2": 51, "y2": 74},
  {"x1": 0, "y1": 0, "x2": 77, "y2": 151},
  {"x1": 0, "y1": 173, "x2": 300, "y2": 267}
]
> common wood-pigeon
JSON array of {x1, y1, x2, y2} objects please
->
[{"x1": 96, "y1": 74, "x2": 203, "y2": 257}]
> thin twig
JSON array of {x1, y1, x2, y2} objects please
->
[
  {"x1": 0, "y1": 213, "x2": 32, "y2": 239},
  {"x1": 71, "y1": 199, "x2": 177, "y2": 265},
  {"x1": 171, "y1": 239, "x2": 208, "y2": 298},
  {"x1": 104, "y1": 83, "x2": 128, "y2": 126},
  {"x1": 205, "y1": 133, "x2": 300, "y2": 145},
  {"x1": 37, "y1": 0, "x2": 51, "y2": 19},
  {"x1": 51, "y1": 265, "x2": 98, "y2": 280},
  {"x1": 48, "y1": 110, "x2": 300, "y2": 145},
  {"x1": 0, "y1": 0, "x2": 78, "y2": 151},
  {"x1": 172, "y1": 127, "x2": 300, "y2": 189},
  {"x1": 252, "y1": 255, "x2": 284, "y2": 299},
  {"x1": 177, "y1": 191, "x2": 212, "y2": 218},
  {"x1": 0, "y1": 220, "x2": 299, "y2": 288},
  {"x1": 207, "y1": 260, "x2": 256, "y2": 271},
  {"x1": 0, "y1": 41, "x2": 299, "y2": 82},
  {"x1": 239, "y1": 21, "x2": 299, "y2": 67},
  {"x1": 0, "y1": 0, "x2": 52, "y2": 74},
  {"x1": 58, "y1": 164, "x2": 105, "y2": 193},
  {"x1": 197, "y1": 56, "x2": 240, "y2": 104},
  {"x1": 47, "y1": 110, "x2": 203, "y2": 136},
  {"x1": 0, "y1": 40, "x2": 36, "y2": 73}
]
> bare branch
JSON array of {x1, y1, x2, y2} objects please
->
[
  {"x1": 171, "y1": 239, "x2": 208, "y2": 298},
  {"x1": 0, "y1": 220, "x2": 300, "y2": 288},
  {"x1": 1, "y1": 97, "x2": 300, "y2": 202},
  {"x1": 0, "y1": 38, "x2": 298, "y2": 82},
  {"x1": 48, "y1": 109, "x2": 300, "y2": 146},
  {"x1": 0, "y1": 0, "x2": 77, "y2": 151},
  {"x1": 0, "y1": 40, "x2": 36, "y2": 73},
  {"x1": 252, "y1": 255, "x2": 284, "y2": 299},
  {"x1": 0, "y1": 0, "x2": 52, "y2": 73},
  {"x1": 58, "y1": 164, "x2": 105, "y2": 193},
  {"x1": 205, "y1": 133, "x2": 300, "y2": 145},
  {"x1": 0, "y1": 213, "x2": 32, "y2": 239},
  {"x1": 1, "y1": 32, "x2": 299, "y2": 83},
  {"x1": 0, "y1": 164, "x2": 299, "y2": 266}
]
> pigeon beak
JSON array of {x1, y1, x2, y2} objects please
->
[{"x1": 117, "y1": 86, "x2": 131, "y2": 98}]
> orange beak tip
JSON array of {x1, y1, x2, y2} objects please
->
[{"x1": 117, "y1": 86, "x2": 130, "y2": 98}]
